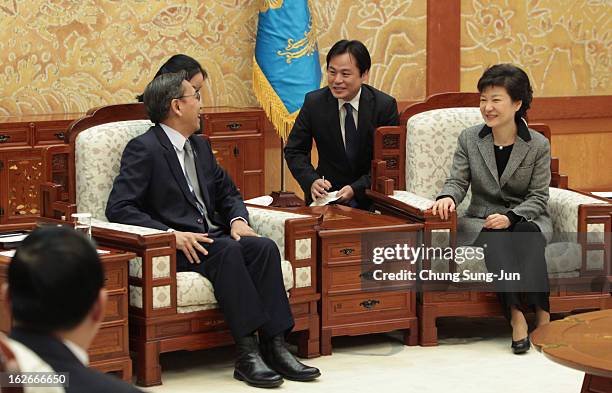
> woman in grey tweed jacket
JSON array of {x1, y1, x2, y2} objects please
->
[{"x1": 432, "y1": 64, "x2": 550, "y2": 355}]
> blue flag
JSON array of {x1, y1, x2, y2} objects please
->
[{"x1": 253, "y1": 0, "x2": 321, "y2": 139}]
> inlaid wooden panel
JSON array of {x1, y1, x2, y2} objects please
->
[{"x1": 6, "y1": 152, "x2": 43, "y2": 219}]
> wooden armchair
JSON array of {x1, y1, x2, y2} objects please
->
[
  {"x1": 366, "y1": 92, "x2": 612, "y2": 346},
  {"x1": 39, "y1": 104, "x2": 321, "y2": 386}
]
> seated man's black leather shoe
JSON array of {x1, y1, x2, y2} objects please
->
[
  {"x1": 260, "y1": 334, "x2": 321, "y2": 381},
  {"x1": 511, "y1": 336, "x2": 531, "y2": 354},
  {"x1": 234, "y1": 335, "x2": 284, "y2": 388}
]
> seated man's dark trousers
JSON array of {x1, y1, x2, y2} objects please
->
[{"x1": 176, "y1": 235, "x2": 293, "y2": 339}]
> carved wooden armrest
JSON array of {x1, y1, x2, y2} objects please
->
[
  {"x1": 91, "y1": 224, "x2": 177, "y2": 318},
  {"x1": 371, "y1": 125, "x2": 406, "y2": 195},
  {"x1": 40, "y1": 182, "x2": 76, "y2": 220},
  {"x1": 549, "y1": 188, "x2": 612, "y2": 276},
  {"x1": 246, "y1": 205, "x2": 320, "y2": 297}
]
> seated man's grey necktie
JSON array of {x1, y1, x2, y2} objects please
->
[{"x1": 183, "y1": 139, "x2": 218, "y2": 232}]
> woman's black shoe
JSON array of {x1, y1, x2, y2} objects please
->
[{"x1": 511, "y1": 336, "x2": 530, "y2": 354}]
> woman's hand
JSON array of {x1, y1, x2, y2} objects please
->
[
  {"x1": 483, "y1": 214, "x2": 511, "y2": 229},
  {"x1": 431, "y1": 197, "x2": 455, "y2": 220}
]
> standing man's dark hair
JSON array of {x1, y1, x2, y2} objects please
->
[
  {"x1": 137, "y1": 54, "x2": 207, "y2": 102},
  {"x1": 9, "y1": 226, "x2": 104, "y2": 333},
  {"x1": 285, "y1": 39, "x2": 398, "y2": 210},
  {"x1": 5, "y1": 226, "x2": 144, "y2": 392},
  {"x1": 326, "y1": 39, "x2": 372, "y2": 76}
]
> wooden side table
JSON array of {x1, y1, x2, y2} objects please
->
[
  {"x1": 532, "y1": 310, "x2": 612, "y2": 393},
  {"x1": 0, "y1": 247, "x2": 135, "y2": 382},
  {"x1": 294, "y1": 205, "x2": 423, "y2": 355}
]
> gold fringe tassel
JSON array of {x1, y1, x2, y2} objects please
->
[{"x1": 252, "y1": 57, "x2": 299, "y2": 141}]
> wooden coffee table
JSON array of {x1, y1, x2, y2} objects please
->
[
  {"x1": 293, "y1": 205, "x2": 423, "y2": 355},
  {"x1": 531, "y1": 310, "x2": 612, "y2": 393}
]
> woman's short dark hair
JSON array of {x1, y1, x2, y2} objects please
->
[
  {"x1": 9, "y1": 226, "x2": 104, "y2": 333},
  {"x1": 326, "y1": 40, "x2": 371, "y2": 76},
  {"x1": 477, "y1": 64, "x2": 533, "y2": 121},
  {"x1": 137, "y1": 54, "x2": 207, "y2": 102}
]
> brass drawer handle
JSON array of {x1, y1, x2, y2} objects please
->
[
  {"x1": 360, "y1": 299, "x2": 380, "y2": 309},
  {"x1": 54, "y1": 132, "x2": 65, "y2": 140},
  {"x1": 359, "y1": 271, "x2": 375, "y2": 281},
  {"x1": 340, "y1": 248, "x2": 354, "y2": 256},
  {"x1": 0, "y1": 135, "x2": 10, "y2": 143},
  {"x1": 226, "y1": 122, "x2": 242, "y2": 130}
]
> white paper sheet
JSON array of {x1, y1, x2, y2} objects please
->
[
  {"x1": 244, "y1": 195, "x2": 274, "y2": 206},
  {"x1": 309, "y1": 191, "x2": 341, "y2": 207}
]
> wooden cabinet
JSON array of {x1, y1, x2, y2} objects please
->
[
  {"x1": 201, "y1": 107, "x2": 265, "y2": 200},
  {"x1": 0, "y1": 247, "x2": 135, "y2": 381},
  {"x1": 293, "y1": 205, "x2": 423, "y2": 355},
  {"x1": 0, "y1": 115, "x2": 74, "y2": 230}
]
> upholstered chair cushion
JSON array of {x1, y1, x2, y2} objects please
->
[
  {"x1": 82, "y1": 120, "x2": 315, "y2": 312},
  {"x1": 405, "y1": 107, "x2": 483, "y2": 214},
  {"x1": 419, "y1": 187, "x2": 611, "y2": 280},
  {"x1": 75, "y1": 120, "x2": 153, "y2": 220},
  {"x1": 93, "y1": 210, "x2": 312, "y2": 311}
]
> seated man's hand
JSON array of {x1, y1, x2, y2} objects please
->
[
  {"x1": 311, "y1": 178, "x2": 332, "y2": 201},
  {"x1": 483, "y1": 213, "x2": 510, "y2": 230},
  {"x1": 336, "y1": 185, "x2": 354, "y2": 203},
  {"x1": 174, "y1": 231, "x2": 213, "y2": 264},
  {"x1": 230, "y1": 219, "x2": 258, "y2": 241},
  {"x1": 431, "y1": 197, "x2": 455, "y2": 221}
]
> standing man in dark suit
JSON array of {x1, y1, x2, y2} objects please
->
[
  {"x1": 4, "y1": 226, "x2": 143, "y2": 393},
  {"x1": 284, "y1": 39, "x2": 400, "y2": 209},
  {"x1": 106, "y1": 71, "x2": 319, "y2": 388}
]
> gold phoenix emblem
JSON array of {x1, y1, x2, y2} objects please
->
[
  {"x1": 260, "y1": 0, "x2": 283, "y2": 13},
  {"x1": 277, "y1": 23, "x2": 317, "y2": 64}
]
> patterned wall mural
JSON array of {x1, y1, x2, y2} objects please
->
[
  {"x1": 461, "y1": 0, "x2": 611, "y2": 96},
  {"x1": 0, "y1": 0, "x2": 426, "y2": 117}
]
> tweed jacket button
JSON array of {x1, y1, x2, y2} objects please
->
[
  {"x1": 504, "y1": 202, "x2": 511, "y2": 208},
  {"x1": 197, "y1": 218, "x2": 203, "y2": 224}
]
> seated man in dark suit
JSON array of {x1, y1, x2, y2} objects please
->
[
  {"x1": 3, "y1": 226, "x2": 143, "y2": 393},
  {"x1": 284, "y1": 39, "x2": 400, "y2": 210},
  {"x1": 105, "y1": 71, "x2": 319, "y2": 388}
]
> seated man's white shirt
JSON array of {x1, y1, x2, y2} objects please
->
[
  {"x1": 62, "y1": 338, "x2": 89, "y2": 366},
  {"x1": 159, "y1": 123, "x2": 246, "y2": 228}
]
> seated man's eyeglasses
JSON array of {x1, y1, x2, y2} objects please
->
[{"x1": 177, "y1": 90, "x2": 200, "y2": 101}]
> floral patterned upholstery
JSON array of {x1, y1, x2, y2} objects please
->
[
  {"x1": 548, "y1": 187, "x2": 610, "y2": 233},
  {"x1": 405, "y1": 108, "x2": 482, "y2": 214},
  {"x1": 75, "y1": 120, "x2": 313, "y2": 312},
  {"x1": 75, "y1": 120, "x2": 153, "y2": 219},
  {"x1": 246, "y1": 206, "x2": 312, "y2": 257}
]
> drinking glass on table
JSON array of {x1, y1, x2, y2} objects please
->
[{"x1": 71, "y1": 213, "x2": 92, "y2": 239}]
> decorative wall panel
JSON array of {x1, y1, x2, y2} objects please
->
[
  {"x1": 461, "y1": 0, "x2": 611, "y2": 96},
  {"x1": 0, "y1": 0, "x2": 427, "y2": 116}
]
